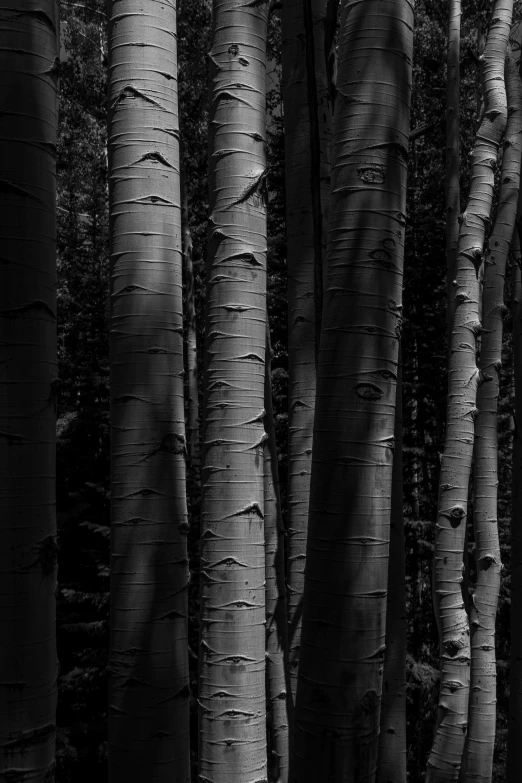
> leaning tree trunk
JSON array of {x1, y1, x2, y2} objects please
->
[
  {"x1": 426, "y1": 4, "x2": 512, "y2": 781},
  {"x1": 289, "y1": 2, "x2": 414, "y2": 780},
  {"x1": 0, "y1": 2, "x2": 59, "y2": 780},
  {"x1": 463, "y1": 50, "x2": 522, "y2": 783},
  {"x1": 446, "y1": 0, "x2": 461, "y2": 336},
  {"x1": 377, "y1": 353, "x2": 407, "y2": 783},
  {"x1": 107, "y1": 0, "x2": 190, "y2": 780},
  {"x1": 198, "y1": 2, "x2": 269, "y2": 782},
  {"x1": 265, "y1": 329, "x2": 291, "y2": 783},
  {"x1": 508, "y1": 221, "x2": 522, "y2": 783},
  {"x1": 281, "y1": 0, "x2": 331, "y2": 698}
]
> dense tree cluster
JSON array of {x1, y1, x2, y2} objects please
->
[{"x1": 2, "y1": 0, "x2": 522, "y2": 781}]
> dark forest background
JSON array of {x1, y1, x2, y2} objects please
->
[{"x1": 54, "y1": 1, "x2": 522, "y2": 779}]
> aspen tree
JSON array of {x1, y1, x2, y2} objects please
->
[
  {"x1": 181, "y1": 156, "x2": 200, "y2": 473},
  {"x1": 508, "y1": 226, "x2": 522, "y2": 783},
  {"x1": 198, "y1": 2, "x2": 269, "y2": 782},
  {"x1": 463, "y1": 51, "x2": 522, "y2": 783},
  {"x1": 0, "y1": 1, "x2": 59, "y2": 779},
  {"x1": 446, "y1": 0, "x2": 461, "y2": 335},
  {"x1": 265, "y1": 331, "x2": 291, "y2": 783},
  {"x1": 427, "y1": 4, "x2": 512, "y2": 781},
  {"x1": 290, "y1": 1, "x2": 413, "y2": 779},
  {"x1": 281, "y1": 0, "x2": 331, "y2": 696},
  {"x1": 377, "y1": 355, "x2": 407, "y2": 783},
  {"x1": 107, "y1": 0, "x2": 190, "y2": 779}
]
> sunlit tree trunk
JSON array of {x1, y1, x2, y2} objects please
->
[
  {"x1": 107, "y1": 0, "x2": 190, "y2": 779},
  {"x1": 265, "y1": 330, "x2": 291, "y2": 783},
  {"x1": 446, "y1": 0, "x2": 461, "y2": 335},
  {"x1": 508, "y1": 223, "x2": 522, "y2": 783},
  {"x1": 377, "y1": 354, "x2": 407, "y2": 783},
  {"x1": 0, "y1": 2, "x2": 59, "y2": 779},
  {"x1": 198, "y1": 2, "x2": 269, "y2": 782},
  {"x1": 289, "y1": 2, "x2": 414, "y2": 780},
  {"x1": 427, "y1": 4, "x2": 512, "y2": 781},
  {"x1": 281, "y1": 0, "x2": 331, "y2": 697},
  {"x1": 462, "y1": 50, "x2": 522, "y2": 783}
]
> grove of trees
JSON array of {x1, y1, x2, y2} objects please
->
[{"x1": 2, "y1": 0, "x2": 522, "y2": 782}]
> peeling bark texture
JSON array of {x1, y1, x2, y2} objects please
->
[
  {"x1": 265, "y1": 331, "x2": 291, "y2": 783},
  {"x1": 508, "y1": 226, "x2": 522, "y2": 783},
  {"x1": 463, "y1": 50, "x2": 522, "y2": 783},
  {"x1": 198, "y1": 2, "x2": 269, "y2": 782},
  {"x1": 446, "y1": 0, "x2": 461, "y2": 335},
  {"x1": 289, "y1": 2, "x2": 413, "y2": 781},
  {"x1": 377, "y1": 354, "x2": 407, "y2": 783},
  {"x1": 282, "y1": 0, "x2": 331, "y2": 700},
  {"x1": 427, "y1": 4, "x2": 512, "y2": 781},
  {"x1": 107, "y1": 0, "x2": 190, "y2": 780},
  {"x1": 0, "y1": 1, "x2": 59, "y2": 780},
  {"x1": 181, "y1": 155, "x2": 200, "y2": 475}
]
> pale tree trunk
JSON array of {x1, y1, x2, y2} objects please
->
[
  {"x1": 289, "y1": 2, "x2": 414, "y2": 780},
  {"x1": 181, "y1": 155, "x2": 200, "y2": 474},
  {"x1": 427, "y1": 4, "x2": 512, "y2": 781},
  {"x1": 463, "y1": 50, "x2": 522, "y2": 783},
  {"x1": 508, "y1": 224, "x2": 522, "y2": 783},
  {"x1": 0, "y1": 1, "x2": 59, "y2": 779},
  {"x1": 265, "y1": 330, "x2": 291, "y2": 783},
  {"x1": 282, "y1": 0, "x2": 331, "y2": 699},
  {"x1": 198, "y1": 2, "x2": 269, "y2": 782},
  {"x1": 377, "y1": 353, "x2": 407, "y2": 783},
  {"x1": 446, "y1": 0, "x2": 461, "y2": 336},
  {"x1": 107, "y1": 0, "x2": 190, "y2": 779}
]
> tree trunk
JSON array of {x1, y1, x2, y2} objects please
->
[
  {"x1": 463, "y1": 50, "x2": 522, "y2": 783},
  {"x1": 427, "y1": 4, "x2": 512, "y2": 781},
  {"x1": 198, "y1": 2, "x2": 269, "y2": 782},
  {"x1": 181, "y1": 155, "x2": 200, "y2": 474},
  {"x1": 508, "y1": 221, "x2": 522, "y2": 783},
  {"x1": 0, "y1": 1, "x2": 59, "y2": 779},
  {"x1": 446, "y1": 0, "x2": 461, "y2": 336},
  {"x1": 377, "y1": 353, "x2": 407, "y2": 783},
  {"x1": 289, "y1": 2, "x2": 414, "y2": 780},
  {"x1": 107, "y1": 0, "x2": 190, "y2": 779},
  {"x1": 265, "y1": 330, "x2": 291, "y2": 783},
  {"x1": 282, "y1": 0, "x2": 331, "y2": 699}
]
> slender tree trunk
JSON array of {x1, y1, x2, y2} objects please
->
[
  {"x1": 377, "y1": 353, "x2": 407, "y2": 783},
  {"x1": 282, "y1": 0, "x2": 331, "y2": 699},
  {"x1": 427, "y1": 4, "x2": 512, "y2": 781},
  {"x1": 445, "y1": 0, "x2": 463, "y2": 638},
  {"x1": 198, "y1": 2, "x2": 269, "y2": 781},
  {"x1": 107, "y1": 0, "x2": 190, "y2": 779},
  {"x1": 289, "y1": 2, "x2": 414, "y2": 780},
  {"x1": 508, "y1": 223, "x2": 522, "y2": 783},
  {"x1": 181, "y1": 155, "x2": 200, "y2": 474},
  {"x1": 0, "y1": 1, "x2": 59, "y2": 779},
  {"x1": 463, "y1": 50, "x2": 522, "y2": 783},
  {"x1": 446, "y1": 0, "x2": 461, "y2": 336},
  {"x1": 265, "y1": 330, "x2": 291, "y2": 783}
]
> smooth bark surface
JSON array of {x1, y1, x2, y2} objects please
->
[
  {"x1": 463, "y1": 51, "x2": 522, "y2": 783},
  {"x1": 107, "y1": 0, "x2": 190, "y2": 779},
  {"x1": 290, "y1": 2, "x2": 413, "y2": 780},
  {"x1": 508, "y1": 227, "x2": 522, "y2": 783},
  {"x1": 427, "y1": 4, "x2": 512, "y2": 781},
  {"x1": 282, "y1": 0, "x2": 331, "y2": 698},
  {"x1": 377, "y1": 356, "x2": 407, "y2": 783},
  {"x1": 198, "y1": 2, "x2": 269, "y2": 781},
  {"x1": 265, "y1": 333, "x2": 291, "y2": 783},
  {"x1": 0, "y1": 1, "x2": 59, "y2": 779}
]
